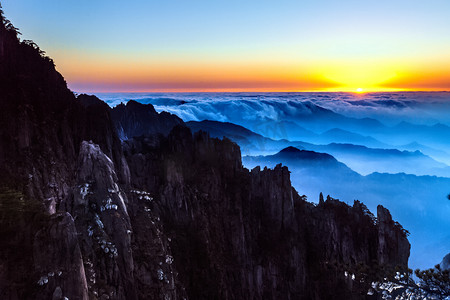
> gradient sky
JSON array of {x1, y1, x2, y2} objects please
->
[{"x1": 2, "y1": 0, "x2": 450, "y2": 92}]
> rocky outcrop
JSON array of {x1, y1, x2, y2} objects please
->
[
  {"x1": 377, "y1": 205, "x2": 410, "y2": 267},
  {"x1": 61, "y1": 141, "x2": 135, "y2": 299},
  {"x1": 123, "y1": 126, "x2": 411, "y2": 299},
  {"x1": 33, "y1": 212, "x2": 88, "y2": 300},
  {"x1": 441, "y1": 253, "x2": 450, "y2": 270},
  {"x1": 111, "y1": 100, "x2": 184, "y2": 140},
  {"x1": 59, "y1": 140, "x2": 184, "y2": 299}
]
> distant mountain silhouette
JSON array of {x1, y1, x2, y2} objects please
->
[
  {"x1": 187, "y1": 119, "x2": 449, "y2": 177},
  {"x1": 381, "y1": 121, "x2": 450, "y2": 148},
  {"x1": 186, "y1": 120, "x2": 297, "y2": 155},
  {"x1": 278, "y1": 146, "x2": 302, "y2": 153},
  {"x1": 111, "y1": 100, "x2": 184, "y2": 139},
  {"x1": 244, "y1": 147, "x2": 359, "y2": 178},
  {"x1": 317, "y1": 128, "x2": 389, "y2": 148},
  {"x1": 398, "y1": 141, "x2": 450, "y2": 165},
  {"x1": 303, "y1": 142, "x2": 450, "y2": 177}
]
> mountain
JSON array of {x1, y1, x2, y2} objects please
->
[
  {"x1": 0, "y1": 10, "x2": 410, "y2": 300},
  {"x1": 111, "y1": 100, "x2": 184, "y2": 140},
  {"x1": 243, "y1": 149, "x2": 450, "y2": 270},
  {"x1": 441, "y1": 253, "x2": 450, "y2": 270},
  {"x1": 123, "y1": 130, "x2": 409, "y2": 299},
  {"x1": 186, "y1": 120, "x2": 296, "y2": 155},
  {"x1": 243, "y1": 147, "x2": 361, "y2": 201},
  {"x1": 186, "y1": 120, "x2": 449, "y2": 176},
  {"x1": 317, "y1": 128, "x2": 389, "y2": 148},
  {"x1": 376, "y1": 121, "x2": 450, "y2": 149},
  {"x1": 398, "y1": 141, "x2": 450, "y2": 165},
  {"x1": 244, "y1": 146, "x2": 358, "y2": 176},
  {"x1": 303, "y1": 142, "x2": 450, "y2": 177}
]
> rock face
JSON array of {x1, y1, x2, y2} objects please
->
[
  {"x1": 441, "y1": 253, "x2": 450, "y2": 270},
  {"x1": 33, "y1": 212, "x2": 89, "y2": 300},
  {"x1": 123, "y1": 127, "x2": 411, "y2": 299},
  {"x1": 61, "y1": 141, "x2": 135, "y2": 299},
  {"x1": 377, "y1": 205, "x2": 410, "y2": 267},
  {"x1": 0, "y1": 10, "x2": 410, "y2": 300},
  {"x1": 60, "y1": 140, "x2": 184, "y2": 300},
  {"x1": 111, "y1": 100, "x2": 184, "y2": 140}
]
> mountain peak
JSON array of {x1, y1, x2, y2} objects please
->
[{"x1": 279, "y1": 146, "x2": 302, "y2": 153}]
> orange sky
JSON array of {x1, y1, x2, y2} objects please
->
[
  {"x1": 55, "y1": 50, "x2": 450, "y2": 93},
  {"x1": 4, "y1": 0, "x2": 450, "y2": 93}
]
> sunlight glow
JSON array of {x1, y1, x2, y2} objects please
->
[{"x1": 317, "y1": 63, "x2": 407, "y2": 92}]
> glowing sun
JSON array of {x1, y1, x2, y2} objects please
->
[{"x1": 356, "y1": 88, "x2": 364, "y2": 93}]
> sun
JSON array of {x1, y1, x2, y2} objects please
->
[{"x1": 356, "y1": 88, "x2": 364, "y2": 93}]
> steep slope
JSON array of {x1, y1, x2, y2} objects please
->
[
  {"x1": 441, "y1": 253, "x2": 450, "y2": 270},
  {"x1": 124, "y1": 129, "x2": 410, "y2": 299}
]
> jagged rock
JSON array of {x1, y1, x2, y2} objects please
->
[
  {"x1": 440, "y1": 253, "x2": 450, "y2": 270},
  {"x1": 124, "y1": 126, "x2": 411, "y2": 299},
  {"x1": 61, "y1": 141, "x2": 135, "y2": 299},
  {"x1": 33, "y1": 212, "x2": 88, "y2": 300},
  {"x1": 377, "y1": 205, "x2": 410, "y2": 267}
]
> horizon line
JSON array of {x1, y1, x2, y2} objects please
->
[{"x1": 78, "y1": 89, "x2": 450, "y2": 94}]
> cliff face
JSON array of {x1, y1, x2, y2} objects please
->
[
  {"x1": 0, "y1": 10, "x2": 410, "y2": 300},
  {"x1": 123, "y1": 127, "x2": 410, "y2": 299}
]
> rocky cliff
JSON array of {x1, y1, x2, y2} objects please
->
[
  {"x1": 441, "y1": 253, "x2": 450, "y2": 270},
  {"x1": 122, "y1": 127, "x2": 410, "y2": 299},
  {"x1": 0, "y1": 8, "x2": 410, "y2": 300}
]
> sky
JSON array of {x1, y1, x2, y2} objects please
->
[{"x1": 2, "y1": 0, "x2": 450, "y2": 92}]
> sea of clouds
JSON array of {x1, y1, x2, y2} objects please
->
[{"x1": 96, "y1": 91, "x2": 450, "y2": 127}]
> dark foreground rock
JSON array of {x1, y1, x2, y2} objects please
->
[{"x1": 123, "y1": 128, "x2": 410, "y2": 299}]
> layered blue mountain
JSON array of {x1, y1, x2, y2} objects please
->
[
  {"x1": 302, "y1": 143, "x2": 450, "y2": 176},
  {"x1": 244, "y1": 146, "x2": 359, "y2": 179},
  {"x1": 187, "y1": 119, "x2": 450, "y2": 177},
  {"x1": 243, "y1": 147, "x2": 450, "y2": 270},
  {"x1": 316, "y1": 128, "x2": 388, "y2": 148}
]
